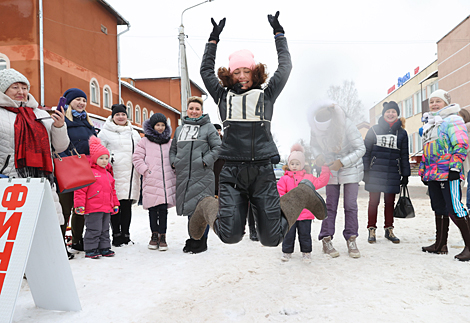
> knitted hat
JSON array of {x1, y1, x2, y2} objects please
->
[
  {"x1": 149, "y1": 112, "x2": 167, "y2": 129},
  {"x1": 89, "y1": 136, "x2": 110, "y2": 164},
  {"x1": 229, "y1": 49, "x2": 255, "y2": 72},
  {"x1": 0, "y1": 68, "x2": 30, "y2": 93},
  {"x1": 214, "y1": 124, "x2": 222, "y2": 130},
  {"x1": 111, "y1": 104, "x2": 127, "y2": 117},
  {"x1": 382, "y1": 101, "x2": 400, "y2": 116},
  {"x1": 429, "y1": 89, "x2": 451, "y2": 105},
  {"x1": 63, "y1": 88, "x2": 87, "y2": 105},
  {"x1": 288, "y1": 143, "x2": 305, "y2": 170}
]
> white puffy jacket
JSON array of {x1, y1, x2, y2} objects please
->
[
  {"x1": 98, "y1": 116, "x2": 141, "y2": 202},
  {"x1": 0, "y1": 92, "x2": 69, "y2": 224}
]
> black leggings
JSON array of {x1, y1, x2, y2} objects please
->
[
  {"x1": 148, "y1": 204, "x2": 168, "y2": 234},
  {"x1": 111, "y1": 199, "x2": 133, "y2": 236}
]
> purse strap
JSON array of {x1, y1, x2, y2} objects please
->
[
  {"x1": 401, "y1": 184, "x2": 410, "y2": 199},
  {"x1": 52, "y1": 142, "x2": 82, "y2": 161}
]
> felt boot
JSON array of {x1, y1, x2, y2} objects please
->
[
  {"x1": 454, "y1": 215, "x2": 470, "y2": 261},
  {"x1": 280, "y1": 179, "x2": 327, "y2": 229},
  {"x1": 422, "y1": 214, "x2": 449, "y2": 254},
  {"x1": 190, "y1": 236, "x2": 208, "y2": 254},
  {"x1": 189, "y1": 196, "x2": 219, "y2": 240}
]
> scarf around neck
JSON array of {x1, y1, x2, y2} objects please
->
[
  {"x1": 1, "y1": 105, "x2": 53, "y2": 177},
  {"x1": 72, "y1": 109, "x2": 87, "y2": 120}
]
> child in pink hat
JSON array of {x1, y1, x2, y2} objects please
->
[
  {"x1": 74, "y1": 136, "x2": 120, "y2": 259},
  {"x1": 277, "y1": 144, "x2": 331, "y2": 262}
]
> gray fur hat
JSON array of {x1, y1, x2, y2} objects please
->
[{"x1": 0, "y1": 68, "x2": 30, "y2": 93}]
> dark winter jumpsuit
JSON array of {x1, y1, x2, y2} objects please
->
[{"x1": 200, "y1": 36, "x2": 292, "y2": 247}]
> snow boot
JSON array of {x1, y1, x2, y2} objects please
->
[
  {"x1": 281, "y1": 253, "x2": 292, "y2": 262},
  {"x1": 302, "y1": 252, "x2": 312, "y2": 263},
  {"x1": 454, "y1": 215, "x2": 470, "y2": 261},
  {"x1": 322, "y1": 236, "x2": 339, "y2": 258},
  {"x1": 190, "y1": 236, "x2": 208, "y2": 254},
  {"x1": 112, "y1": 233, "x2": 124, "y2": 247},
  {"x1": 183, "y1": 238, "x2": 195, "y2": 253},
  {"x1": 280, "y1": 179, "x2": 327, "y2": 230},
  {"x1": 85, "y1": 249, "x2": 101, "y2": 259},
  {"x1": 70, "y1": 238, "x2": 84, "y2": 253},
  {"x1": 385, "y1": 227, "x2": 400, "y2": 244},
  {"x1": 249, "y1": 224, "x2": 259, "y2": 241},
  {"x1": 189, "y1": 196, "x2": 219, "y2": 240},
  {"x1": 159, "y1": 233, "x2": 168, "y2": 251},
  {"x1": 148, "y1": 232, "x2": 159, "y2": 250},
  {"x1": 367, "y1": 227, "x2": 376, "y2": 244},
  {"x1": 99, "y1": 248, "x2": 115, "y2": 257},
  {"x1": 422, "y1": 214, "x2": 449, "y2": 254},
  {"x1": 347, "y1": 235, "x2": 361, "y2": 258}
]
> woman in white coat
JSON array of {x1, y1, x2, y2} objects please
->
[
  {"x1": 98, "y1": 104, "x2": 141, "y2": 246},
  {"x1": 0, "y1": 68, "x2": 70, "y2": 255}
]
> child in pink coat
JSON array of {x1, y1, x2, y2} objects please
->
[
  {"x1": 75, "y1": 136, "x2": 120, "y2": 259},
  {"x1": 277, "y1": 143, "x2": 330, "y2": 262},
  {"x1": 133, "y1": 113, "x2": 176, "y2": 251}
]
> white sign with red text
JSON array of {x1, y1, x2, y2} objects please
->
[{"x1": 0, "y1": 178, "x2": 81, "y2": 323}]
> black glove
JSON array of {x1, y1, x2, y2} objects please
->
[
  {"x1": 270, "y1": 154, "x2": 280, "y2": 164},
  {"x1": 448, "y1": 170, "x2": 460, "y2": 181},
  {"x1": 267, "y1": 11, "x2": 284, "y2": 35},
  {"x1": 208, "y1": 17, "x2": 226, "y2": 43},
  {"x1": 400, "y1": 176, "x2": 408, "y2": 186}
]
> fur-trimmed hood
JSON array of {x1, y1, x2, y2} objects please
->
[
  {"x1": 307, "y1": 99, "x2": 346, "y2": 135},
  {"x1": 143, "y1": 119, "x2": 172, "y2": 141}
]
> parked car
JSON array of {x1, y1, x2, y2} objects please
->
[{"x1": 272, "y1": 163, "x2": 285, "y2": 181}]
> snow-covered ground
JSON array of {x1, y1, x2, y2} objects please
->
[{"x1": 12, "y1": 177, "x2": 470, "y2": 322}]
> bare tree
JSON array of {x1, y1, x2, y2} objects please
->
[{"x1": 327, "y1": 80, "x2": 366, "y2": 125}]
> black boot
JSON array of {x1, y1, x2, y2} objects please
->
[
  {"x1": 454, "y1": 215, "x2": 470, "y2": 261},
  {"x1": 422, "y1": 214, "x2": 449, "y2": 254},
  {"x1": 183, "y1": 238, "x2": 195, "y2": 253},
  {"x1": 112, "y1": 233, "x2": 124, "y2": 247},
  {"x1": 249, "y1": 225, "x2": 259, "y2": 241},
  {"x1": 190, "y1": 236, "x2": 208, "y2": 254}
]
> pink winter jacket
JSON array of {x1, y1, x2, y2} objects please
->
[
  {"x1": 74, "y1": 163, "x2": 120, "y2": 214},
  {"x1": 133, "y1": 138, "x2": 176, "y2": 210},
  {"x1": 277, "y1": 166, "x2": 331, "y2": 220}
]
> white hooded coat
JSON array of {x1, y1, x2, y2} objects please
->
[{"x1": 98, "y1": 116, "x2": 141, "y2": 202}]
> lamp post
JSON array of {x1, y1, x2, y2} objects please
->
[{"x1": 179, "y1": 0, "x2": 213, "y2": 118}]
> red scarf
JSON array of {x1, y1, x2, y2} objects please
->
[{"x1": 2, "y1": 106, "x2": 53, "y2": 175}]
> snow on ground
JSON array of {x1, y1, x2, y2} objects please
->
[{"x1": 12, "y1": 176, "x2": 470, "y2": 322}]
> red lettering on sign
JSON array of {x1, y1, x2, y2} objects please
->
[
  {"x1": 0, "y1": 212, "x2": 22, "y2": 240},
  {"x1": 0, "y1": 241, "x2": 14, "y2": 271},
  {"x1": 0, "y1": 273, "x2": 5, "y2": 293},
  {"x1": 2, "y1": 184, "x2": 28, "y2": 210}
]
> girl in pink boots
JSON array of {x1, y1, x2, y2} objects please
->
[
  {"x1": 278, "y1": 144, "x2": 331, "y2": 262},
  {"x1": 74, "y1": 136, "x2": 119, "y2": 259},
  {"x1": 133, "y1": 113, "x2": 176, "y2": 251}
]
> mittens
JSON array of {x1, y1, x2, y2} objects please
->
[
  {"x1": 75, "y1": 207, "x2": 85, "y2": 215},
  {"x1": 267, "y1": 11, "x2": 284, "y2": 35},
  {"x1": 112, "y1": 206, "x2": 119, "y2": 215},
  {"x1": 208, "y1": 17, "x2": 226, "y2": 43}
]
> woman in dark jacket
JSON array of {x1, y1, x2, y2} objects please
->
[
  {"x1": 188, "y1": 12, "x2": 327, "y2": 248},
  {"x1": 363, "y1": 101, "x2": 410, "y2": 244},
  {"x1": 170, "y1": 96, "x2": 221, "y2": 253},
  {"x1": 58, "y1": 88, "x2": 96, "y2": 253}
]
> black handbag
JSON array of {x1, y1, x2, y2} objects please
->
[{"x1": 393, "y1": 185, "x2": 415, "y2": 219}]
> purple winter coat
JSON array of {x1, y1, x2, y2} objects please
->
[{"x1": 133, "y1": 120, "x2": 176, "y2": 210}]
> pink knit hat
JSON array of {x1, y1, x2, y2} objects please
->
[
  {"x1": 89, "y1": 136, "x2": 110, "y2": 164},
  {"x1": 229, "y1": 49, "x2": 255, "y2": 72},
  {"x1": 288, "y1": 143, "x2": 305, "y2": 170}
]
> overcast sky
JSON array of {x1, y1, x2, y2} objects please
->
[{"x1": 108, "y1": 0, "x2": 470, "y2": 159}]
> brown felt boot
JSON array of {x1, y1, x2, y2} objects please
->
[
  {"x1": 188, "y1": 196, "x2": 219, "y2": 240},
  {"x1": 454, "y1": 215, "x2": 470, "y2": 261},
  {"x1": 422, "y1": 214, "x2": 449, "y2": 254},
  {"x1": 280, "y1": 179, "x2": 327, "y2": 229}
]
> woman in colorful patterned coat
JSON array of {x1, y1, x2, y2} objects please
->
[{"x1": 420, "y1": 89, "x2": 470, "y2": 261}]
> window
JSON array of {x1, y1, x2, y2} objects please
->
[
  {"x1": 409, "y1": 134, "x2": 414, "y2": 154},
  {"x1": 414, "y1": 91, "x2": 422, "y2": 114},
  {"x1": 126, "y1": 102, "x2": 133, "y2": 121},
  {"x1": 417, "y1": 134, "x2": 422, "y2": 154},
  {"x1": 142, "y1": 108, "x2": 148, "y2": 122},
  {"x1": 103, "y1": 86, "x2": 112, "y2": 109},
  {"x1": 431, "y1": 82, "x2": 439, "y2": 93},
  {"x1": 167, "y1": 117, "x2": 171, "y2": 128},
  {"x1": 0, "y1": 54, "x2": 10, "y2": 70},
  {"x1": 149, "y1": 111, "x2": 154, "y2": 117},
  {"x1": 89, "y1": 78, "x2": 100, "y2": 106},
  {"x1": 404, "y1": 97, "x2": 413, "y2": 118},
  {"x1": 135, "y1": 105, "x2": 141, "y2": 124}
]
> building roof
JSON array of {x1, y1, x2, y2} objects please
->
[
  {"x1": 121, "y1": 81, "x2": 181, "y2": 115},
  {"x1": 97, "y1": 0, "x2": 130, "y2": 26},
  {"x1": 437, "y1": 15, "x2": 470, "y2": 44},
  {"x1": 133, "y1": 77, "x2": 208, "y2": 96}
]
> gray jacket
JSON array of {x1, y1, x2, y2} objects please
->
[
  {"x1": 311, "y1": 117, "x2": 365, "y2": 185},
  {"x1": 170, "y1": 114, "x2": 221, "y2": 216}
]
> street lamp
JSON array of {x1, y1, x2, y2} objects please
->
[{"x1": 179, "y1": 0, "x2": 213, "y2": 118}]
